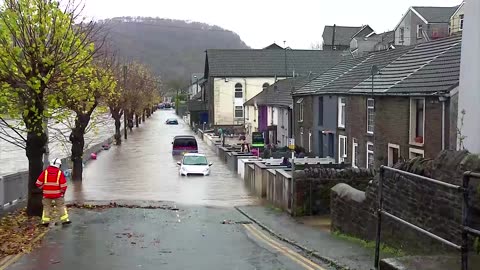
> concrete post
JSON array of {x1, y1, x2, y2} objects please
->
[{"x1": 458, "y1": 1, "x2": 480, "y2": 153}]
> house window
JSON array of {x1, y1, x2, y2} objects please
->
[
  {"x1": 245, "y1": 106, "x2": 250, "y2": 120},
  {"x1": 417, "y1": 25, "x2": 423, "y2": 39},
  {"x1": 262, "y1": 83, "x2": 270, "y2": 90},
  {"x1": 338, "y1": 135, "x2": 347, "y2": 163},
  {"x1": 388, "y1": 143, "x2": 400, "y2": 167},
  {"x1": 235, "y1": 83, "x2": 243, "y2": 98},
  {"x1": 409, "y1": 148, "x2": 424, "y2": 159},
  {"x1": 308, "y1": 130, "x2": 312, "y2": 153},
  {"x1": 297, "y1": 98, "x2": 304, "y2": 122},
  {"x1": 460, "y1": 14, "x2": 464, "y2": 30},
  {"x1": 367, "y1": 98, "x2": 375, "y2": 134},
  {"x1": 338, "y1": 97, "x2": 346, "y2": 128},
  {"x1": 366, "y1": 142, "x2": 374, "y2": 169},
  {"x1": 409, "y1": 98, "x2": 425, "y2": 145},
  {"x1": 318, "y1": 96, "x2": 324, "y2": 126},
  {"x1": 400, "y1": 27, "x2": 405, "y2": 42},
  {"x1": 352, "y1": 138, "x2": 358, "y2": 168},
  {"x1": 234, "y1": 106, "x2": 243, "y2": 118},
  {"x1": 300, "y1": 127, "x2": 304, "y2": 146}
]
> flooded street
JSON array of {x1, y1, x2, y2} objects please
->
[{"x1": 65, "y1": 110, "x2": 257, "y2": 207}]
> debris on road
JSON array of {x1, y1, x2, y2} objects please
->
[
  {"x1": 0, "y1": 208, "x2": 47, "y2": 257},
  {"x1": 67, "y1": 202, "x2": 180, "y2": 211},
  {"x1": 221, "y1": 220, "x2": 252, "y2": 225}
]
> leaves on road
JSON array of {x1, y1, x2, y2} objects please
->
[
  {"x1": 67, "y1": 202, "x2": 179, "y2": 211},
  {"x1": 0, "y1": 208, "x2": 47, "y2": 257}
]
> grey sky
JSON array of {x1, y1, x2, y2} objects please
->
[{"x1": 83, "y1": 0, "x2": 462, "y2": 49}]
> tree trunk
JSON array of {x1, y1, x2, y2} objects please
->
[
  {"x1": 24, "y1": 88, "x2": 48, "y2": 217},
  {"x1": 128, "y1": 112, "x2": 133, "y2": 132},
  {"x1": 26, "y1": 131, "x2": 47, "y2": 217},
  {"x1": 135, "y1": 114, "x2": 139, "y2": 128},
  {"x1": 142, "y1": 111, "x2": 146, "y2": 122},
  {"x1": 70, "y1": 114, "x2": 89, "y2": 181},
  {"x1": 111, "y1": 108, "x2": 122, "y2": 145}
]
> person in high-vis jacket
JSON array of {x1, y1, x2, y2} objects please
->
[{"x1": 35, "y1": 158, "x2": 71, "y2": 227}]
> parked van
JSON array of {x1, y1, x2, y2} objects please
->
[{"x1": 172, "y1": 135, "x2": 198, "y2": 155}]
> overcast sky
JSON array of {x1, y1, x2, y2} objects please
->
[{"x1": 83, "y1": 0, "x2": 461, "y2": 49}]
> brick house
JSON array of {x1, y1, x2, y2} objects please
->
[
  {"x1": 350, "y1": 35, "x2": 461, "y2": 168},
  {"x1": 294, "y1": 35, "x2": 461, "y2": 167},
  {"x1": 293, "y1": 47, "x2": 411, "y2": 163}
]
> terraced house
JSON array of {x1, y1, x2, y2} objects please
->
[
  {"x1": 201, "y1": 45, "x2": 345, "y2": 129},
  {"x1": 293, "y1": 35, "x2": 462, "y2": 168}
]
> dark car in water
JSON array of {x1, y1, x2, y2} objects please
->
[
  {"x1": 166, "y1": 118, "x2": 178, "y2": 125},
  {"x1": 172, "y1": 135, "x2": 198, "y2": 155}
]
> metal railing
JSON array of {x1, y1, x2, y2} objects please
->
[{"x1": 374, "y1": 166, "x2": 480, "y2": 270}]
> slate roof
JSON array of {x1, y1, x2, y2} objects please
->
[
  {"x1": 322, "y1": 25, "x2": 372, "y2": 46},
  {"x1": 205, "y1": 49, "x2": 346, "y2": 77},
  {"x1": 351, "y1": 35, "x2": 461, "y2": 94},
  {"x1": 295, "y1": 46, "x2": 413, "y2": 95},
  {"x1": 244, "y1": 77, "x2": 313, "y2": 107},
  {"x1": 412, "y1": 6, "x2": 459, "y2": 23}
]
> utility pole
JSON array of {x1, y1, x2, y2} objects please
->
[{"x1": 123, "y1": 65, "x2": 128, "y2": 140}]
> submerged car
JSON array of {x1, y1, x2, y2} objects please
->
[
  {"x1": 166, "y1": 118, "x2": 178, "y2": 125},
  {"x1": 172, "y1": 135, "x2": 198, "y2": 155},
  {"x1": 177, "y1": 153, "x2": 212, "y2": 176}
]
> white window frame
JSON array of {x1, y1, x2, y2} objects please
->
[
  {"x1": 400, "y1": 27, "x2": 405, "y2": 42},
  {"x1": 387, "y1": 143, "x2": 400, "y2": 167},
  {"x1": 366, "y1": 142, "x2": 374, "y2": 169},
  {"x1": 338, "y1": 135, "x2": 347, "y2": 163},
  {"x1": 409, "y1": 98, "x2": 425, "y2": 146},
  {"x1": 352, "y1": 138, "x2": 358, "y2": 168},
  {"x1": 417, "y1": 24, "x2": 423, "y2": 39},
  {"x1": 234, "y1": 83, "x2": 243, "y2": 98},
  {"x1": 409, "y1": 148, "x2": 424, "y2": 159},
  {"x1": 297, "y1": 98, "x2": 304, "y2": 122},
  {"x1": 234, "y1": 106, "x2": 243, "y2": 118},
  {"x1": 366, "y1": 98, "x2": 374, "y2": 134},
  {"x1": 460, "y1": 14, "x2": 464, "y2": 31},
  {"x1": 338, "y1": 97, "x2": 346, "y2": 128}
]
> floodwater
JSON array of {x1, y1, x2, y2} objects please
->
[
  {"x1": 0, "y1": 115, "x2": 114, "y2": 176},
  {"x1": 65, "y1": 110, "x2": 256, "y2": 207}
]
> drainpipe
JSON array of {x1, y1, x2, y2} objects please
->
[{"x1": 439, "y1": 96, "x2": 448, "y2": 150}]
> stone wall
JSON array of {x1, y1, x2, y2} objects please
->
[
  {"x1": 331, "y1": 150, "x2": 480, "y2": 253},
  {"x1": 293, "y1": 167, "x2": 374, "y2": 216}
]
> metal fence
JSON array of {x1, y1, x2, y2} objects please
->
[
  {"x1": 1, "y1": 136, "x2": 114, "y2": 210},
  {"x1": 374, "y1": 166, "x2": 480, "y2": 270}
]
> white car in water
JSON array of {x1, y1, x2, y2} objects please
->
[{"x1": 177, "y1": 153, "x2": 212, "y2": 176}]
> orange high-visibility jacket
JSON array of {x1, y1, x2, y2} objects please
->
[{"x1": 35, "y1": 166, "x2": 67, "y2": 199}]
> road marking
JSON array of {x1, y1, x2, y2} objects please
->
[
  {"x1": 243, "y1": 224, "x2": 325, "y2": 270},
  {"x1": 0, "y1": 254, "x2": 21, "y2": 270},
  {"x1": 0, "y1": 231, "x2": 47, "y2": 270}
]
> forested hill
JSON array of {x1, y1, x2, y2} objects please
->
[{"x1": 100, "y1": 17, "x2": 250, "y2": 89}]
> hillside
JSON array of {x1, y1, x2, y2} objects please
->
[{"x1": 100, "y1": 17, "x2": 250, "y2": 90}]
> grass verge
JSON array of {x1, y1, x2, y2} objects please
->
[{"x1": 332, "y1": 230, "x2": 406, "y2": 257}]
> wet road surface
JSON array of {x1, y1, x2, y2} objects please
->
[
  {"x1": 4, "y1": 110, "x2": 334, "y2": 270},
  {"x1": 6, "y1": 207, "x2": 332, "y2": 270},
  {"x1": 66, "y1": 110, "x2": 256, "y2": 207}
]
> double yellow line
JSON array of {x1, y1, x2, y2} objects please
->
[
  {"x1": 243, "y1": 224, "x2": 325, "y2": 270},
  {"x1": 0, "y1": 231, "x2": 47, "y2": 270}
]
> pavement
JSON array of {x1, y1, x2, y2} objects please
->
[{"x1": 236, "y1": 205, "x2": 375, "y2": 270}]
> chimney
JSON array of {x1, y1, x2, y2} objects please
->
[{"x1": 332, "y1": 24, "x2": 336, "y2": 50}]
